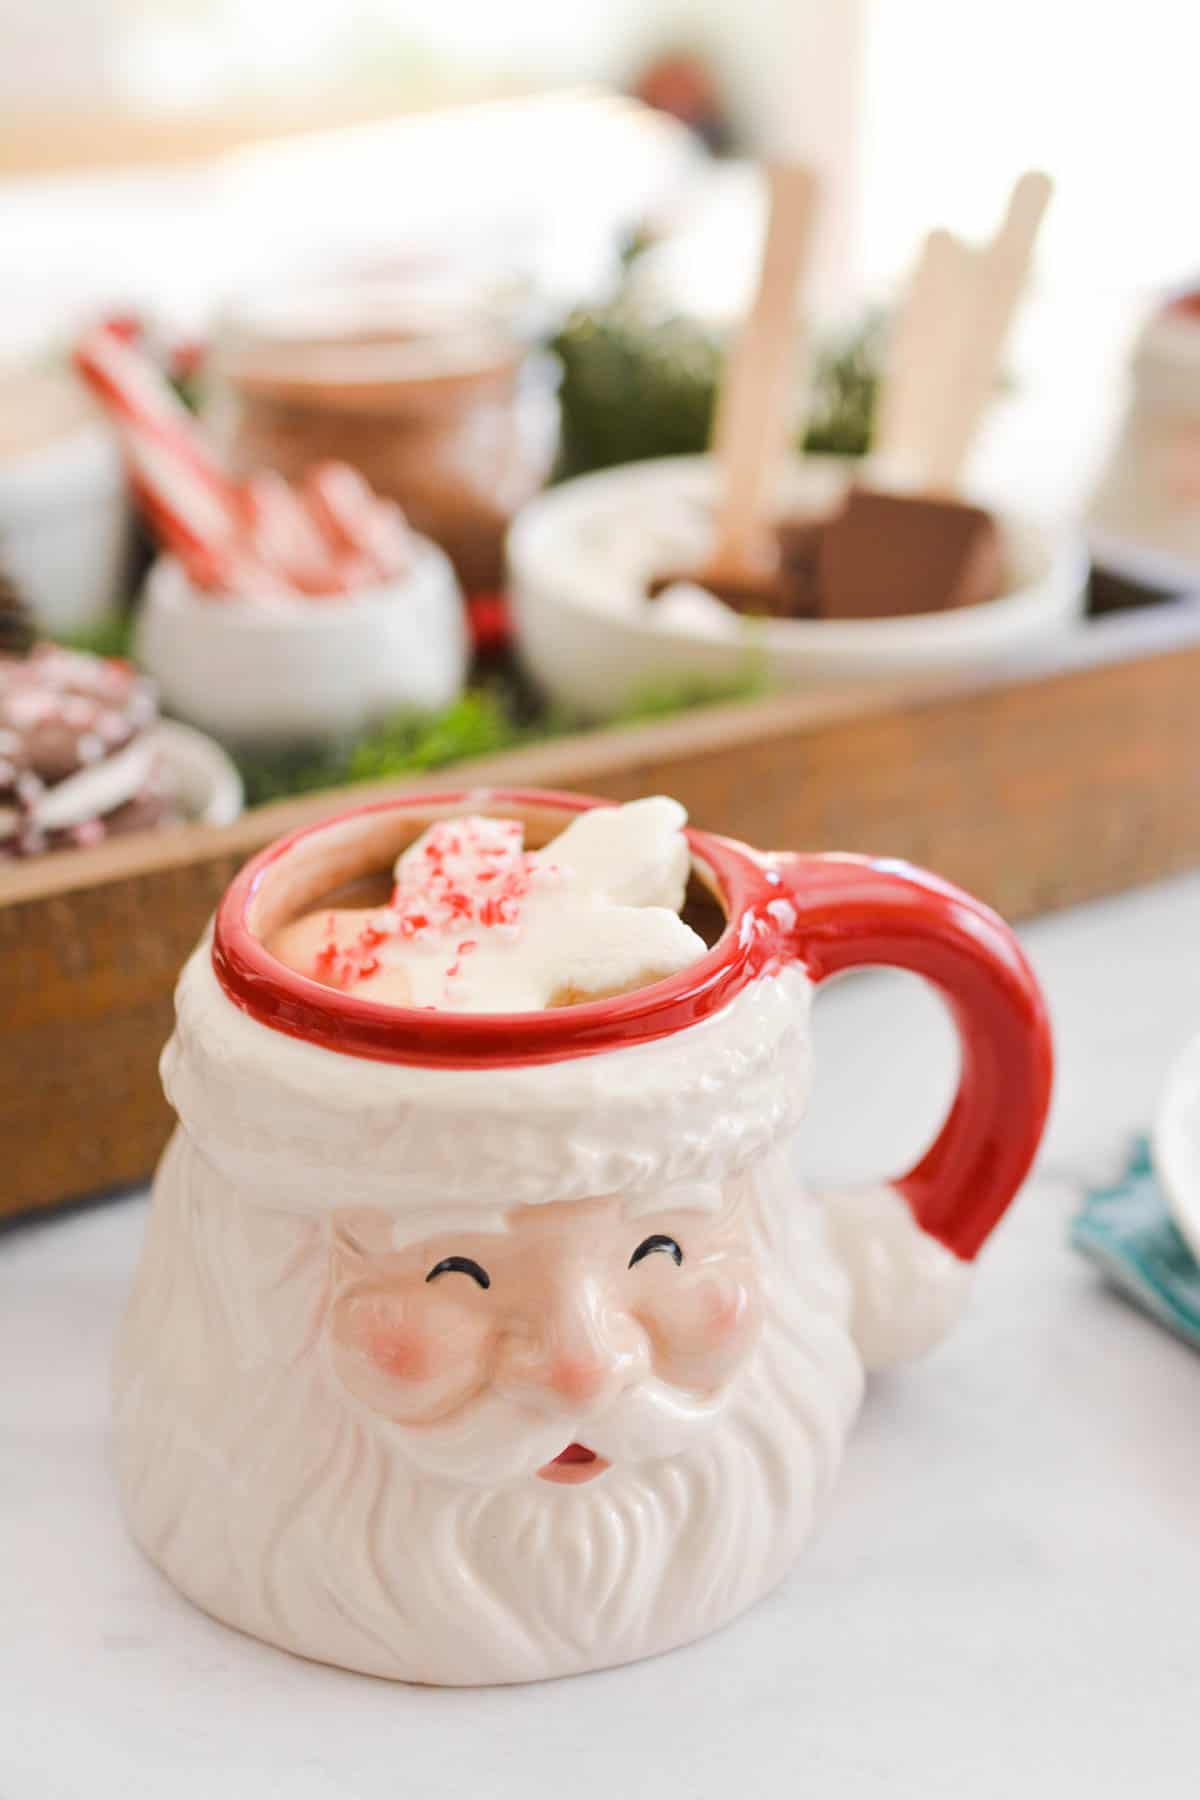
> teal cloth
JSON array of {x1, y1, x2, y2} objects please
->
[{"x1": 1072, "y1": 1137, "x2": 1200, "y2": 1350}]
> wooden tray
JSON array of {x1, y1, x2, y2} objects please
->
[{"x1": 4, "y1": 604, "x2": 1199, "y2": 1223}]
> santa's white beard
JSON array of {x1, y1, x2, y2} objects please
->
[{"x1": 114, "y1": 1133, "x2": 864, "y2": 1684}]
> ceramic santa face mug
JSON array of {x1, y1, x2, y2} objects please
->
[{"x1": 114, "y1": 788, "x2": 1053, "y2": 1686}]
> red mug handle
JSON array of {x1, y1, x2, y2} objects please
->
[{"x1": 770, "y1": 854, "x2": 1053, "y2": 1259}]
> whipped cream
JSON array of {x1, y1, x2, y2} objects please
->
[{"x1": 269, "y1": 796, "x2": 707, "y2": 1012}]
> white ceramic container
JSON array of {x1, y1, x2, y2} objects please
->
[
  {"x1": 508, "y1": 455, "x2": 1087, "y2": 717},
  {"x1": 136, "y1": 540, "x2": 467, "y2": 750},
  {"x1": 0, "y1": 410, "x2": 131, "y2": 636},
  {"x1": 1089, "y1": 295, "x2": 1200, "y2": 571}
]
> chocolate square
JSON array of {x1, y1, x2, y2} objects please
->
[{"x1": 811, "y1": 488, "x2": 1004, "y2": 620}]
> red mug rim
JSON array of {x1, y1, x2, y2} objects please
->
[{"x1": 212, "y1": 788, "x2": 791, "y2": 1069}]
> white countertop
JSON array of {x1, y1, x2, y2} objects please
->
[{"x1": 4, "y1": 871, "x2": 1200, "y2": 1800}]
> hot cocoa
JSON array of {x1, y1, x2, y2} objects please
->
[{"x1": 269, "y1": 797, "x2": 706, "y2": 1012}]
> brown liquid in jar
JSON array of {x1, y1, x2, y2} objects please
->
[{"x1": 216, "y1": 324, "x2": 559, "y2": 594}]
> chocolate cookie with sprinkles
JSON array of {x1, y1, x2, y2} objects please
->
[{"x1": 0, "y1": 641, "x2": 171, "y2": 858}]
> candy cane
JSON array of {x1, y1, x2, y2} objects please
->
[
  {"x1": 304, "y1": 462, "x2": 413, "y2": 583},
  {"x1": 75, "y1": 325, "x2": 412, "y2": 602},
  {"x1": 240, "y1": 471, "x2": 346, "y2": 596},
  {"x1": 74, "y1": 325, "x2": 252, "y2": 578}
]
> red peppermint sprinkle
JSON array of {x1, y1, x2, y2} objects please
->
[{"x1": 312, "y1": 816, "x2": 553, "y2": 993}]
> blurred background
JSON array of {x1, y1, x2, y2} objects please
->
[
  {"x1": 1, "y1": 0, "x2": 1198, "y2": 824},
  {"x1": 2, "y1": 1, "x2": 1193, "y2": 517}
]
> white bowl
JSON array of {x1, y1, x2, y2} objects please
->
[
  {"x1": 508, "y1": 456, "x2": 1087, "y2": 718},
  {"x1": 137, "y1": 540, "x2": 468, "y2": 751},
  {"x1": 0, "y1": 420, "x2": 132, "y2": 636}
]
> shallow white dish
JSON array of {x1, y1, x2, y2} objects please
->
[
  {"x1": 150, "y1": 719, "x2": 244, "y2": 828},
  {"x1": 1151, "y1": 1030, "x2": 1200, "y2": 1262},
  {"x1": 508, "y1": 456, "x2": 1087, "y2": 718},
  {"x1": 136, "y1": 541, "x2": 467, "y2": 751},
  {"x1": 0, "y1": 419, "x2": 132, "y2": 636}
]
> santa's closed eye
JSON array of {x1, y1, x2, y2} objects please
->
[
  {"x1": 628, "y1": 1234, "x2": 683, "y2": 1269},
  {"x1": 426, "y1": 1256, "x2": 491, "y2": 1289}
]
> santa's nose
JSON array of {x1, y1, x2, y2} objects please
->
[{"x1": 499, "y1": 1282, "x2": 647, "y2": 1412}]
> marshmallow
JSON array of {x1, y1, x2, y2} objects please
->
[{"x1": 269, "y1": 798, "x2": 708, "y2": 1013}]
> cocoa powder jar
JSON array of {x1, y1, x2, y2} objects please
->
[{"x1": 210, "y1": 288, "x2": 560, "y2": 593}]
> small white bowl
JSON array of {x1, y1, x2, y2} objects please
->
[
  {"x1": 0, "y1": 419, "x2": 132, "y2": 636},
  {"x1": 137, "y1": 540, "x2": 468, "y2": 751},
  {"x1": 508, "y1": 456, "x2": 1087, "y2": 718}
]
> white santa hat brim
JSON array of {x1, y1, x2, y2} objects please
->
[{"x1": 164, "y1": 937, "x2": 815, "y2": 1222}]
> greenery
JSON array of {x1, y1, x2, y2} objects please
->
[
  {"x1": 55, "y1": 605, "x2": 766, "y2": 810},
  {"x1": 609, "y1": 657, "x2": 767, "y2": 722},
  {"x1": 237, "y1": 663, "x2": 768, "y2": 808},
  {"x1": 552, "y1": 300, "x2": 724, "y2": 478},
  {"x1": 59, "y1": 613, "x2": 137, "y2": 660},
  {"x1": 802, "y1": 312, "x2": 885, "y2": 458},
  {"x1": 550, "y1": 299, "x2": 883, "y2": 480}
]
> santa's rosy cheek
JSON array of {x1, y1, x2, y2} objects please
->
[
  {"x1": 330, "y1": 1291, "x2": 441, "y2": 1383},
  {"x1": 704, "y1": 1281, "x2": 751, "y2": 1339},
  {"x1": 367, "y1": 1322, "x2": 437, "y2": 1383},
  {"x1": 329, "y1": 1285, "x2": 496, "y2": 1417},
  {"x1": 645, "y1": 1276, "x2": 761, "y2": 1381}
]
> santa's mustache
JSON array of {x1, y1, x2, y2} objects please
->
[{"x1": 348, "y1": 1372, "x2": 731, "y2": 1488}]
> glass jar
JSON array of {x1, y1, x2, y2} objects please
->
[{"x1": 209, "y1": 284, "x2": 560, "y2": 594}]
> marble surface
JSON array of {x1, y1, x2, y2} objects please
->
[{"x1": 4, "y1": 870, "x2": 1200, "y2": 1799}]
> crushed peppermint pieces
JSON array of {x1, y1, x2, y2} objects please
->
[{"x1": 310, "y1": 818, "x2": 559, "y2": 995}]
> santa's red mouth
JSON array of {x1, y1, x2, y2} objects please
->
[{"x1": 536, "y1": 1442, "x2": 611, "y2": 1485}]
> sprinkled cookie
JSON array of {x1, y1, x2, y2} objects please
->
[{"x1": 0, "y1": 643, "x2": 171, "y2": 859}]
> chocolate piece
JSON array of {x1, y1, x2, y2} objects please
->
[
  {"x1": 805, "y1": 487, "x2": 1003, "y2": 621},
  {"x1": 649, "y1": 486, "x2": 1003, "y2": 623}
]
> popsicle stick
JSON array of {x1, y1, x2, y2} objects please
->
[
  {"x1": 921, "y1": 169, "x2": 1053, "y2": 492},
  {"x1": 705, "y1": 162, "x2": 818, "y2": 583},
  {"x1": 871, "y1": 226, "x2": 973, "y2": 486}
]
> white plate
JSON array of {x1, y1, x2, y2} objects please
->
[
  {"x1": 508, "y1": 455, "x2": 1087, "y2": 718},
  {"x1": 1151, "y1": 1030, "x2": 1200, "y2": 1260},
  {"x1": 150, "y1": 719, "x2": 244, "y2": 827}
]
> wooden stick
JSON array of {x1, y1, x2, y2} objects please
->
[
  {"x1": 921, "y1": 170, "x2": 1053, "y2": 492},
  {"x1": 705, "y1": 162, "x2": 818, "y2": 582},
  {"x1": 871, "y1": 226, "x2": 972, "y2": 485}
]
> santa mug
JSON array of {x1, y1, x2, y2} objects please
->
[{"x1": 114, "y1": 788, "x2": 1052, "y2": 1685}]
